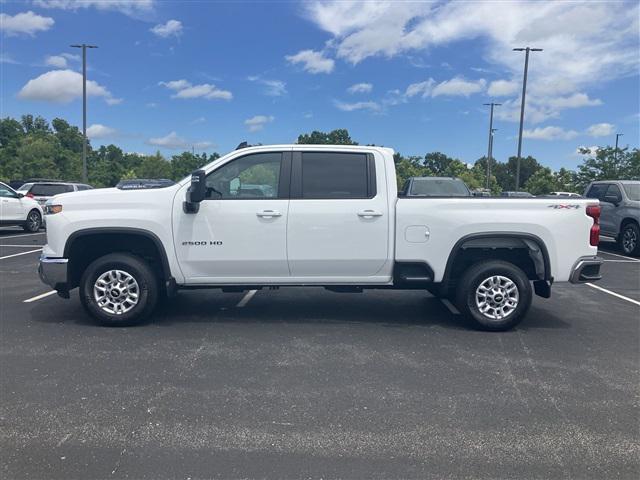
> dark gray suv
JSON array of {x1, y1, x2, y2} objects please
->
[{"x1": 585, "y1": 180, "x2": 640, "y2": 256}]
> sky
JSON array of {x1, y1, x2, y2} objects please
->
[{"x1": 1, "y1": 0, "x2": 639, "y2": 170}]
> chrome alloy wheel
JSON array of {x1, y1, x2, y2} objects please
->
[
  {"x1": 93, "y1": 269, "x2": 140, "y2": 315},
  {"x1": 475, "y1": 275, "x2": 519, "y2": 320},
  {"x1": 27, "y1": 211, "x2": 40, "y2": 230},
  {"x1": 622, "y1": 226, "x2": 637, "y2": 254}
]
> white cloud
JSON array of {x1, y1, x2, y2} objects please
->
[
  {"x1": 45, "y1": 55, "x2": 68, "y2": 68},
  {"x1": 150, "y1": 19, "x2": 182, "y2": 38},
  {"x1": 248, "y1": 76, "x2": 287, "y2": 96},
  {"x1": 405, "y1": 79, "x2": 435, "y2": 98},
  {"x1": 244, "y1": 115, "x2": 274, "y2": 132},
  {"x1": 0, "y1": 53, "x2": 19, "y2": 64},
  {"x1": 403, "y1": 77, "x2": 484, "y2": 99},
  {"x1": 301, "y1": 1, "x2": 638, "y2": 117},
  {"x1": 0, "y1": 11, "x2": 54, "y2": 36},
  {"x1": 191, "y1": 116, "x2": 206, "y2": 124},
  {"x1": 335, "y1": 100, "x2": 381, "y2": 113},
  {"x1": 546, "y1": 93, "x2": 602, "y2": 109},
  {"x1": 522, "y1": 126, "x2": 579, "y2": 141},
  {"x1": 347, "y1": 82, "x2": 373, "y2": 94},
  {"x1": 159, "y1": 79, "x2": 232, "y2": 101},
  {"x1": 18, "y1": 69, "x2": 120, "y2": 104},
  {"x1": 34, "y1": 0, "x2": 155, "y2": 17},
  {"x1": 431, "y1": 77, "x2": 486, "y2": 97},
  {"x1": 87, "y1": 124, "x2": 116, "y2": 139},
  {"x1": 488, "y1": 79, "x2": 519, "y2": 97},
  {"x1": 146, "y1": 131, "x2": 215, "y2": 150},
  {"x1": 586, "y1": 123, "x2": 615, "y2": 138},
  {"x1": 285, "y1": 49, "x2": 335, "y2": 74}
]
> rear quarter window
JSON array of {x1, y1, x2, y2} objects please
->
[{"x1": 586, "y1": 184, "x2": 608, "y2": 200}]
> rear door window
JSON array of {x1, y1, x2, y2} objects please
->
[
  {"x1": 30, "y1": 184, "x2": 74, "y2": 196},
  {"x1": 299, "y1": 152, "x2": 373, "y2": 199}
]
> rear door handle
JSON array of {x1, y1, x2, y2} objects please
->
[
  {"x1": 256, "y1": 209, "x2": 282, "y2": 218},
  {"x1": 357, "y1": 209, "x2": 383, "y2": 218}
]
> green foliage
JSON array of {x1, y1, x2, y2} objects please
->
[
  {"x1": 575, "y1": 147, "x2": 639, "y2": 191},
  {"x1": 523, "y1": 167, "x2": 557, "y2": 195},
  {"x1": 297, "y1": 128, "x2": 358, "y2": 145}
]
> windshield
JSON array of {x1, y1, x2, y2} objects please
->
[
  {"x1": 623, "y1": 183, "x2": 640, "y2": 201},
  {"x1": 409, "y1": 178, "x2": 470, "y2": 197},
  {"x1": 17, "y1": 183, "x2": 32, "y2": 192}
]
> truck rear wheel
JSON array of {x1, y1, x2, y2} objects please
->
[
  {"x1": 79, "y1": 253, "x2": 158, "y2": 327},
  {"x1": 455, "y1": 260, "x2": 532, "y2": 331},
  {"x1": 619, "y1": 222, "x2": 640, "y2": 256}
]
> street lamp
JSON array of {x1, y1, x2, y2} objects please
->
[
  {"x1": 70, "y1": 44, "x2": 98, "y2": 183},
  {"x1": 513, "y1": 47, "x2": 542, "y2": 191},
  {"x1": 488, "y1": 128, "x2": 498, "y2": 190},
  {"x1": 483, "y1": 102, "x2": 501, "y2": 190},
  {"x1": 615, "y1": 133, "x2": 624, "y2": 162}
]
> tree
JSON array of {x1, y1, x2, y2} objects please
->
[
  {"x1": 575, "y1": 146, "x2": 640, "y2": 191},
  {"x1": 553, "y1": 167, "x2": 578, "y2": 193},
  {"x1": 135, "y1": 152, "x2": 173, "y2": 179},
  {"x1": 171, "y1": 152, "x2": 211, "y2": 180},
  {"x1": 297, "y1": 129, "x2": 357, "y2": 145},
  {"x1": 524, "y1": 167, "x2": 557, "y2": 195},
  {"x1": 395, "y1": 155, "x2": 431, "y2": 189}
]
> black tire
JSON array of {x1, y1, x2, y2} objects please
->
[
  {"x1": 22, "y1": 209, "x2": 42, "y2": 232},
  {"x1": 79, "y1": 253, "x2": 158, "y2": 327},
  {"x1": 455, "y1": 260, "x2": 532, "y2": 331},
  {"x1": 618, "y1": 222, "x2": 640, "y2": 257}
]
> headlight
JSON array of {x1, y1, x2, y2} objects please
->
[{"x1": 44, "y1": 204, "x2": 63, "y2": 215}]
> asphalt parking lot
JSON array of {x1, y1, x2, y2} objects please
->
[{"x1": 1, "y1": 228, "x2": 638, "y2": 479}]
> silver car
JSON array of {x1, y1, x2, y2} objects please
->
[{"x1": 585, "y1": 180, "x2": 640, "y2": 256}]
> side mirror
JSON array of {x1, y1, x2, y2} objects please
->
[
  {"x1": 184, "y1": 169, "x2": 206, "y2": 214},
  {"x1": 16, "y1": 193, "x2": 24, "y2": 198},
  {"x1": 603, "y1": 194, "x2": 621, "y2": 205}
]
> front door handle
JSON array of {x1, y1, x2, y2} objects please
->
[
  {"x1": 357, "y1": 209, "x2": 383, "y2": 218},
  {"x1": 256, "y1": 209, "x2": 282, "y2": 218}
]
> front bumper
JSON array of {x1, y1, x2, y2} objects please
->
[
  {"x1": 38, "y1": 255, "x2": 69, "y2": 295},
  {"x1": 569, "y1": 256, "x2": 603, "y2": 283}
]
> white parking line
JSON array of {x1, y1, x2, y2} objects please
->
[
  {"x1": 23, "y1": 290, "x2": 57, "y2": 303},
  {"x1": 0, "y1": 244, "x2": 46, "y2": 248},
  {"x1": 440, "y1": 298, "x2": 460, "y2": 315},
  {"x1": 0, "y1": 248, "x2": 42, "y2": 260},
  {"x1": 586, "y1": 283, "x2": 640, "y2": 307},
  {"x1": 237, "y1": 289, "x2": 257, "y2": 307},
  {"x1": 0, "y1": 232, "x2": 46, "y2": 240},
  {"x1": 599, "y1": 250, "x2": 640, "y2": 262}
]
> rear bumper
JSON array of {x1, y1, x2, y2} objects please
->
[
  {"x1": 38, "y1": 255, "x2": 69, "y2": 294},
  {"x1": 569, "y1": 256, "x2": 603, "y2": 283}
]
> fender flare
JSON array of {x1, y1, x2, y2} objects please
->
[
  {"x1": 63, "y1": 227, "x2": 172, "y2": 281},
  {"x1": 441, "y1": 232, "x2": 552, "y2": 284}
]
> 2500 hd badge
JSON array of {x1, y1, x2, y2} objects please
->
[{"x1": 182, "y1": 240, "x2": 223, "y2": 246}]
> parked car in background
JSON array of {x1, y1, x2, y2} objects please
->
[
  {"x1": 585, "y1": 180, "x2": 640, "y2": 256},
  {"x1": 400, "y1": 177, "x2": 471, "y2": 197},
  {"x1": 17, "y1": 182, "x2": 93, "y2": 206},
  {"x1": 500, "y1": 191, "x2": 535, "y2": 198},
  {"x1": 549, "y1": 191, "x2": 582, "y2": 198},
  {"x1": 116, "y1": 179, "x2": 176, "y2": 190},
  {"x1": 0, "y1": 181, "x2": 43, "y2": 232}
]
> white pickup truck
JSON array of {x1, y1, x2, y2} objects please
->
[{"x1": 39, "y1": 145, "x2": 603, "y2": 330}]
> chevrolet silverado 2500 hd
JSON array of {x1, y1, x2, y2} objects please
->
[{"x1": 39, "y1": 145, "x2": 603, "y2": 330}]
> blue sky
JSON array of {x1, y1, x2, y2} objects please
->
[{"x1": 1, "y1": 0, "x2": 638, "y2": 170}]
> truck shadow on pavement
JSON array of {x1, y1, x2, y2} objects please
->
[{"x1": 28, "y1": 289, "x2": 571, "y2": 331}]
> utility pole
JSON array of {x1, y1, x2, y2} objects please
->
[
  {"x1": 615, "y1": 133, "x2": 624, "y2": 162},
  {"x1": 488, "y1": 128, "x2": 497, "y2": 190},
  {"x1": 513, "y1": 46, "x2": 542, "y2": 191},
  {"x1": 483, "y1": 102, "x2": 501, "y2": 190},
  {"x1": 70, "y1": 43, "x2": 98, "y2": 183}
]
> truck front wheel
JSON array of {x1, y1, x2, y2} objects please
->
[
  {"x1": 79, "y1": 253, "x2": 159, "y2": 326},
  {"x1": 456, "y1": 260, "x2": 532, "y2": 331}
]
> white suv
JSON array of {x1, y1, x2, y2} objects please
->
[{"x1": 0, "y1": 182, "x2": 43, "y2": 232}]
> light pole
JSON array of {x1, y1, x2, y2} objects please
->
[
  {"x1": 615, "y1": 133, "x2": 624, "y2": 162},
  {"x1": 483, "y1": 102, "x2": 501, "y2": 190},
  {"x1": 513, "y1": 47, "x2": 542, "y2": 191},
  {"x1": 488, "y1": 128, "x2": 497, "y2": 190},
  {"x1": 70, "y1": 43, "x2": 98, "y2": 183}
]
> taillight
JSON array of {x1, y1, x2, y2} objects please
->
[
  {"x1": 586, "y1": 204, "x2": 600, "y2": 246},
  {"x1": 26, "y1": 192, "x2": 34, "y2": 198}
]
